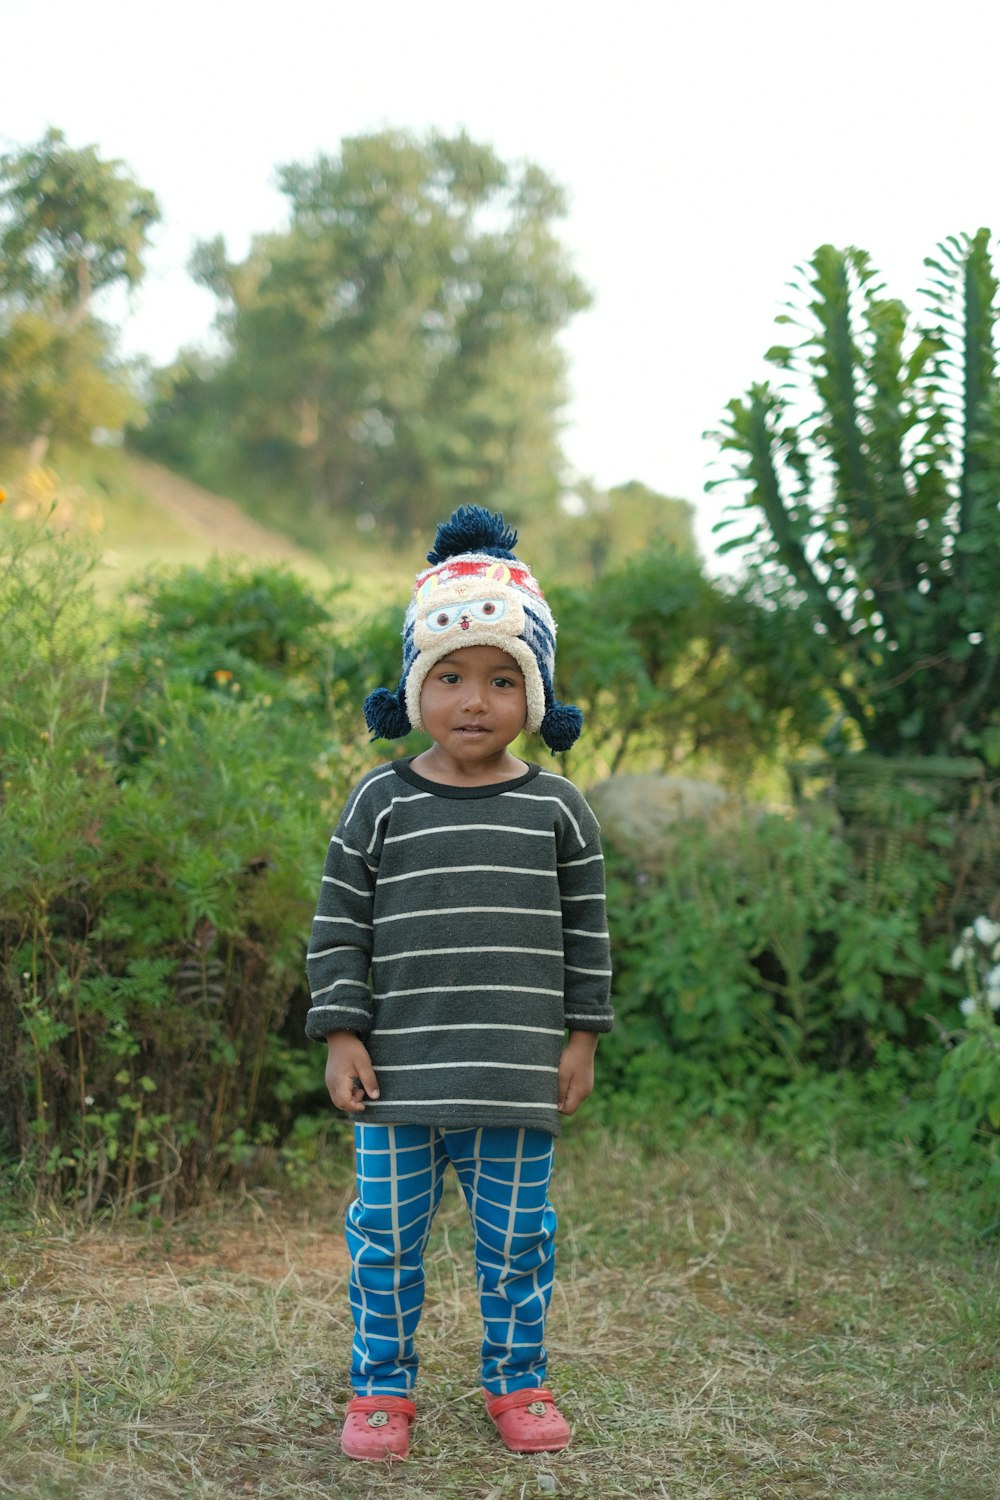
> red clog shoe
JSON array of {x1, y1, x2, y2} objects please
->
[
  {"x1": 483, "y1": 1386, "x2": 571, "y2": 1453},
  {"x1": 340, "y1": 1394, "x2": 416, "y2": 1461}
]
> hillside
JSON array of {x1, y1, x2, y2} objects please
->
[
  {"x1": 123, "y1": 456, "x2": 324, "y2": 564},
  {"x1": 104, "y1": 454, "x2": 337, "y2": 590},
  {"x1": 0, "y1": 447, "x2": 339, "y2": 595},
  {"x1": 2, "y1": 447, "x2": 442, "y2": 614}
]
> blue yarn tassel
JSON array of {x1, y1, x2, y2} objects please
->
[
  {"x1": 363, "y1": 687, "x2": 412, "y2": 741},
  {"x1": 539, "y1": 701, "x2": 584, "y2": 753},
  {"x1": 426, "y1": 506, "x2": 518, "y2": 565}
]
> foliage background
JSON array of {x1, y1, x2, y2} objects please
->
[
  {"x1": 2, "y1": 502, "x2": 997, "y2": 1232},
  {"x1": 1, "y1": 129, "x2": 998, "y2": 1237}
]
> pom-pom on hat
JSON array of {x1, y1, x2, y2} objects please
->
[{"x1": 363, "y1": 505, "x2": 583, "y2": 753}]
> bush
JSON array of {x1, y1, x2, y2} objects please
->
[
  {"x1": 547, "y1": 546, "x2": 827, "y2": 783},
  {"x1": 927, "y1": 915, "x2": 1000, "y2": 1219},
  {"x1": 0, "y1": 523, "x2": 352, "y2": 1213},
  {"x1": 596, "y1": 802, "x2": 954, "y2": 1127},
  {"x1": 592, "y1": 787, "x2": 1000, "y2": 1230}
]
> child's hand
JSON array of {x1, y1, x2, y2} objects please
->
[
  {"x1": 325, "y1": 1031, "x2": 380, "y2": 1113},
  {"x1": 557, "y1": 1030, "x2": 599, "y2": 1115}
]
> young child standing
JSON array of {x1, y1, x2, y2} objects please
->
[{"x1": 306, "y1": 507, "x2": 613, "y2": 1462}]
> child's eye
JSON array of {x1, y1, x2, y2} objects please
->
[{"x1": 492, "y1": 676, "x2": 516, "y2": 688}]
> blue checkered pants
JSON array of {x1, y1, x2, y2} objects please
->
[{"x1": 346, "y1": 1123, "x2": 557, "y2": 1397}]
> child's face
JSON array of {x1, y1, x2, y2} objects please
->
[{"x1": 418, "y1": 644, "x2": 527, "y2": 769}]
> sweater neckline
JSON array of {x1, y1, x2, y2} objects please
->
[{"x1": 391, "y1": 757, "x2": 542, "y2": 799}]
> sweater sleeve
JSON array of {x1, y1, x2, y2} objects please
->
[
  {"x1": 304, "y1": 819, "x2": 377, "y2": 1042},
  {"x1": 557, "y1": 794, "x2": 614, "y2": 1034}
]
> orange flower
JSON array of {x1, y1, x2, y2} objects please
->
[
  {"x1": 212, "y1": 669, "x2": 234, "y2": 683},
  {"x1": 0, "y1": 488, "x2": 7, "y2": 504}
]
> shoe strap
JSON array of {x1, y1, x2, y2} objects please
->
[
  {"x1": 485, "y1": 1387, "x2": 555, "y2": 1418},
  {"x1": 346, "y1": 1394, "x2": 416, "y2": 1421}
]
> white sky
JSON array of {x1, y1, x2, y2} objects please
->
[{"x1": 4, "y1": 0, "x2": 999, "y2": 557}]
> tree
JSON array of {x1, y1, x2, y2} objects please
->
[
  {"x1": 710, "y1": 232, "x2": 1000, "y2": 768},
  {"x1": 557, "y1": 479, "x2": 698, "y2": 578},
  {"x1": 549, "y1": 546, "x2": 828, "y2": 779},
  {"x1": 0, "y1": 129, "x2": 159, "y2": 452},
  {"x1": 0, "y1": 128, "x2": 159, "y2": 326},
  {"x1": 140, "y1": 130, "x2": 589, "y2": 535}
]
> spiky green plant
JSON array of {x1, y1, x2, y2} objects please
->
[{"x1": 710, "y1": 230, "x2": 1000, "y2": 766}]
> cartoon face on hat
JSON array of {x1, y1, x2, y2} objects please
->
[
  {"x1": 363, "y1": 506, "x2": 583, "y2": 753},
  {"x1": 414, "y1": 564, "x2": 526, "y2": 648}
]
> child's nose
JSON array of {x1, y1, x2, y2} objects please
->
[{"x1": 462, "y1": 680, "x2": 487, "y2": 710}]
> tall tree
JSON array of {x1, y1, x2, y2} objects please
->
[
  {"x1": 710, "y1": 232, "x2": 1000, "y2": 768},
  {"x1": 0, "y1": 128, "x2": 159, "y2": 327},
  {"x1": 0, "y1": 129, "x2": 159, "y2": 454},
  {"x1": 143, "y1": 131, "x2": 589, "y2": 534}
]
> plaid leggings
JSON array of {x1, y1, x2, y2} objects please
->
[{"x1": 346, "y1": 1122, "x2": 557, "y2": 1396}]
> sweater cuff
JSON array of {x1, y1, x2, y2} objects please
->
[
  {"x1": 563, "y1": 1011, "x2": 614, "y2": 1034},
  {"x1": 305, "y1": 1001, "x2": 372, "y2": 1041}
]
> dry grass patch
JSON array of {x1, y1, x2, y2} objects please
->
[{"x1": 1, "y1": 1132, "x2": 998, "y2": 1500}]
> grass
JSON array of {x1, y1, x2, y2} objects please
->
[
  {"x1": 1, "y1": 1129, "x2": 998, "y2": 1500},
  {"x1": 0, "y1": 443, "x2": 411, "y2": 606}
]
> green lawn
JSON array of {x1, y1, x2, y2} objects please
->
[{"x1": 2, "y1": 1130, "x2": 997, "y2": 1500}]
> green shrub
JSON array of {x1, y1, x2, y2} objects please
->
[
  {"x1": 596, "y1": 803, "x2": 954, "y2": 1125},
  {"x1": 0, "y1": 522, "x2": 353, "y2": 1213},
  {"x1": 927, "y1": 915, "x2": 1000, "y2": 1221},
  {"x1": 593, "y1": 790, "x2": 1000, "y2": 1230},
  {"x1": 547, "y1": 545, "x2": 828, "y2": 782}
]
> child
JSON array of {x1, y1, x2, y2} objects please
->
[{"x1": 306, "y1": 506, "x2": 613, "y2": 1462}]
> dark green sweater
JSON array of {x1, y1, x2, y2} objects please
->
[{"x1": 305, "y1": 758, "x2": 613, "y2": 1135}]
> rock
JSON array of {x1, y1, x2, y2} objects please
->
[{"x1": 588, "y1": 773, "x2": 735, "y2": 868}]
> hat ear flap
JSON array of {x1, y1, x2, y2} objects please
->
[
  {"x1": 539, "y1": 700, "x2": 583, "y2": 753},
  {"x1": 364, "y1": 686, "x2": 412, "y2": 741}
]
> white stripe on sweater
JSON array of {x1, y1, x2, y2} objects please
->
[
  {"x1": 375, "y1": 905, "x2": 560, "y2": 924},
  {"x1": 383, "y1": 823, "x2": 552, "y2": 845},
  {"x1": 375, "y1": 983, "x2": 563, "y2": 999},
  {"x1": 375, "y1": 1061, "x2": 558, "y2": 1074},
  {"x1": 309, "y1": 977, "x2": 370, "y2": 998},
  {"x1": 362, "y1": 1097, "x2": 557, "y2": 1110},
  {"x1": 370, "y1": 1023, "x2": 563, "y2": 1037},
  {"x1": 376, "y1": 864, "x2": 558, "y2": 885},
  {"x1": 371, "y1": 944, "x2": 563, "y2": 963},
  {"x1": 312, "y1": 915, "x2": 373, "y2": 929},
  {"x1": 321, "y1": 875, "x2": 372, "y2": 896},
  {"x1": 507, "y1": 790, "x2": 586, "y2": 849},
  {"x1": 341, "y1": 765, "x2": 398, "y2": 827},
  {"x1": 368, "y1": 792, "x2": 434, "y2": 852}
]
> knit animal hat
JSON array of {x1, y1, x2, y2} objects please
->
[{"x1": 363, "y1": 506, "x2": 583, "y2": 752}]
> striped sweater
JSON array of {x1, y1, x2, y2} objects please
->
[{"x1": 305, "y1": 758, "x2": 613, "y2": 1135}]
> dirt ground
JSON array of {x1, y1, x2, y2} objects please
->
[{"x1": 20, "y1": 1207, "x2": 351, "y2": 1304}]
